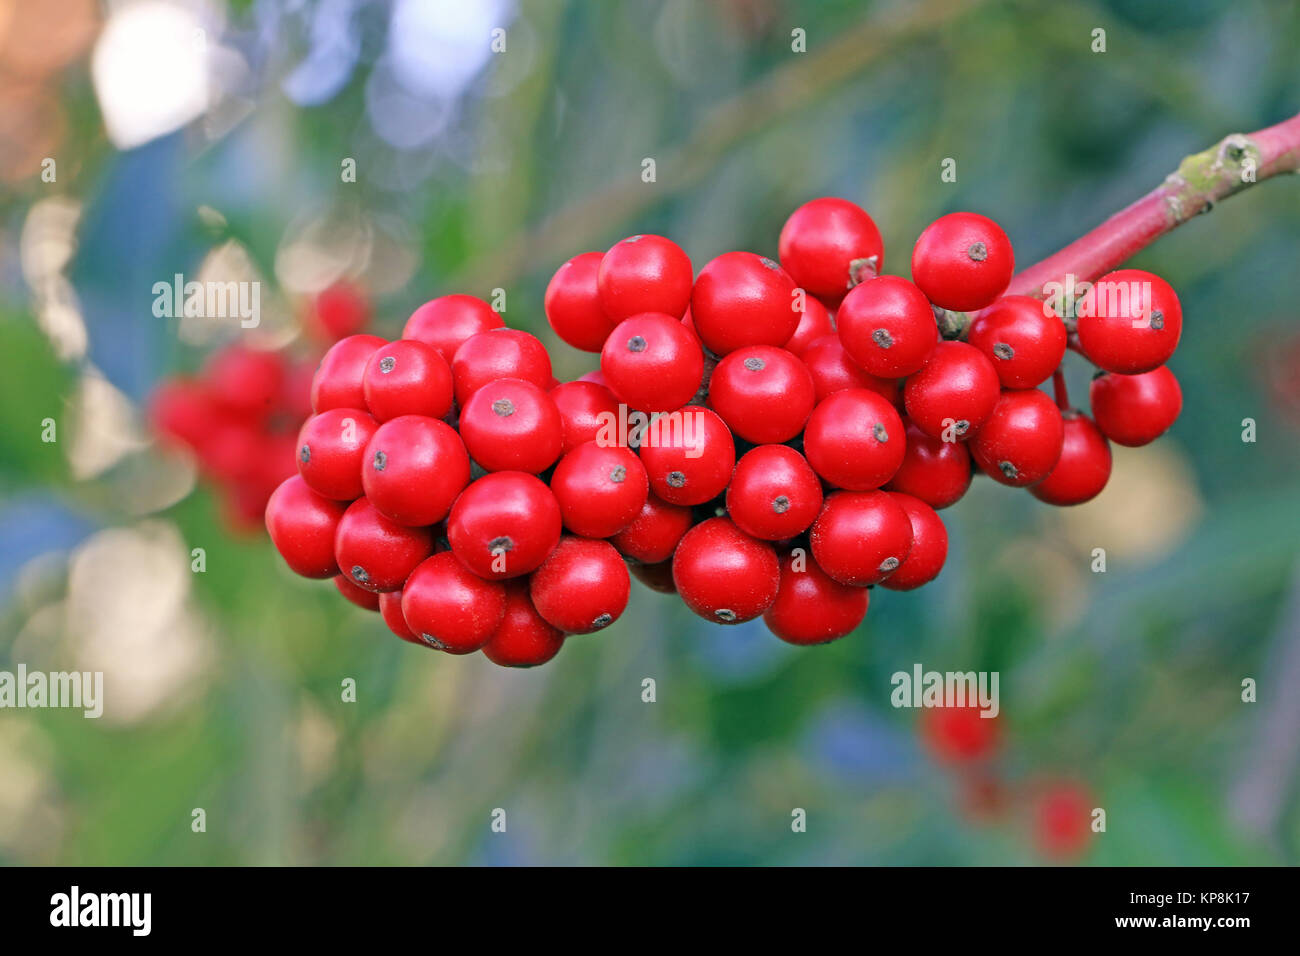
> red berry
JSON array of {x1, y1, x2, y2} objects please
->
[
  {"x1": 205, "y1": 345, "x2": 286, "y2": 419},
  {"x1": 672, "y1": 517, "x2": 780, "y2": 624},
  {"x1": 530, "y1": 537, "x2": 630, "y2": 633},
  {"x1": 836, "y1": 275, "x2": 938, "y2": 378},
  {"x1": 379, "y1": 590, "x2": 418, "y2": 643},
  {"x1": 919, "y1": 704, "x2": 998, "y2": 764},
  {"x1": 334, "y1": 497, "x2": 435, "y2": 592},
  {"x1": 600, "y1": 312, "x2": 703, "y2": 413},
  {"x1": 361, "y1": 415, "x2": 470, "y2": 526},
  {"x1": 401, "y1": 551, "x2": 506, "y2": 653},
  {"x1": 597, "y1": 234, "x2": 693, "y2": 321},
  {"x1": 577, "y1": 368, "x2": 608, "y2": 387},
  {"x1": 362, "y1": 338, "x2": 454, "y2": 422},
  {"x1": 801, "y1": 333, "x2": 899, "y2": 405},
  {"x1": 902, "y1": 341, "x2": 1001, "y2": 440},
  {"x1": 549, "y1": 441, "x2": 649, "y2": 538},
  {"x1": 447, "y1": 471, "x2": 562, "y2": 580},
  {"x1": 264, "y1": 475, "x2": 348, "y2": 578},
  {"x1": 1076, "y1": 269, "x2": 1181, "y2": 374},
  {"x1": 707, "y1": 345, "x2": 815, "y2": 444},
  {"x1": 911, "y1": 212, "x2": 1015, "y2": 312},
  {"x1": 966, "y1": 295, "x2": 1068, "y2": 388},
  {"x1": 403, "y1": 294, "x2": 504, "y2": 361},
  {"x1": 638, "y1": 406, "x2": 735, "y2": 506},
  {"x1": 482, "y1": 581, "x2": 565, "y2": 667},
  {"x1": 545, "y1": 251, "x2": 617, "y2": 352},
  {"x1": 1089, "y1": 365, "x2": 1182, "y2": 447},
  {"x1": 884, "y1": 420, "x2": 972, "y2": 509},
  {"x1": 629, "y1": 559, "x2": 677, "y2": 594},
  {"x1": 296, "y1": 407, "x2": 379, "y2": 500},
  {"x1": 810, "y1": 490, "x2": 913, "y2": 586},
  {"x1": 458, "y1": 378, "x2": 563, "y2": 473},
  {"x1": 763, "y1": 551, "x2": 869, "y2": 645},
  {"x1": 334, "y1": 574, "x2": 380, "y2": 611},
  {"x1": 451, "y1": 328, "x2": 553, "y2": 408},
  {"x1": 609, "y1": 493, "x2": 693, "y2": 564},
  {"x1": 878, "y1": 493, "x2": 948, "y2": 591},
  {"x1": 726, "y1": 445, "x2": 823, "y2": 540},
  {"x1": 803, "y1": 388, "x2": 906, "y2": 490},
  {"x1": 1033, "y1": 782, "x2": 1094, "y2": 860},
  {"x1": 784, "y1": 295, "x2": 835, "y2": 356},
  {"x1": 691, "y1": 251, "x2": 799, "y2": 355},
  {"x1": 311, "y1": 334, "x2": 387, "y2": 413},
  {"x1": 1031, "y1": 412, "x2": 1112, "y2": 505},
  {"x1": 149, "y1": 378, "x2": 221, "y2": 449},
  {"x1": 549, "y1": 380, "x2": 621, "y2": 454},
  {"x1": 970, "y1": 388, "x2": 1065, "y2": 487},
  {"x1": 309, "y1": 281, "x2": 371, "y2": 342},
  {"x1": 778, "y1": 197, "x2": 884, "y2": 306}
]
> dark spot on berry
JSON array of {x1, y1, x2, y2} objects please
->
[
  {"x1": 967, "y1": 241, "x2": 988, "y2": 262},
  {"x1": 715, "y1": 608, "x2": 737, "y2": 622},
  {"x1": 420, "y1": 633, "x2": 448, "y2": 650},
  {"x1": 592, "y1": 613, "x2": 612, "y2": 628},
  {"x1": 492, "y1": 398, "x2": 515, "y2": 417},
  {"x1": 1150, "y1": 309, "x2": 1164, "y2": 330},
  {"x1": 667, "y1": 470, "x2": 686, "y2": 487},
  {"x1": 993, "y1": 342, "x2": 1014, "y2": 360},
  {"x1": 953, "y1": 420, "x2": 970, "y2": 436},
  {"x1": 998, "y1": 461, "x2": 1019, "y2": 479},
  {"x1": 848, "y1": 255, "x2": 878, "y2": 287},
  {"x1": 873, "y1": 423, "x2": 889, "y2": 442},
  {"x1": 351, "y1": 565, "x2": 369, "y2": 583},
  {"x1": 759, "y1": 256, "x2": 780, "y2": 271},
  {"x1": 743, "y1": 357, "x2": 765, "y2": 371},
  {"x1": 299, "y1": 444, "x2": 311, "y2": 463},
  {"x1": 488, "y1": 536, "x2": 514, "y2": 553},
  {"x1": 379, "y1": 355, "x2": 396, "y2": 373},
  {"x1": 627, "y1": 335, "x2": 647, "y2": 353},
  {"x1": 609, "y1": 465, "x2": 626, "y2": 483},
  {"x1": 872, "y1": 328, "x2": 893, "y2": 349},
  {"x1": 372, "y1": 450, "x2": 387, "y2": 471},
  {"x1": 878, "y1": 556, "x2": 900, "y2": 573},
  {"x1": 772, "y1": 495, "x2": 790, "y2": 514}
]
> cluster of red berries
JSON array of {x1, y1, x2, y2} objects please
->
[
  {"x1": 149, "y1": 283, "x2": 371, "y2": 530},
  {"x1": 264, "y1": 197, "x2": 1183, "y2": 666}
]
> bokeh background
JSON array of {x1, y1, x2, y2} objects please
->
[{"x1": 2, "y1": 0, "x2": 1299, "y2": 866}]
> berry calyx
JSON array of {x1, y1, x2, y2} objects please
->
[
  {"x1": 803, "y1": 388, "x2": 906, "y2": 490},
  {"x1": 836, "y1": 275, "x2": 938, "y2": 378},
  {"x1": 725, "y1": 444, "x2": 823, "y2": 541},
  {"x1": 446, "y1": 471, "x2": 562, "y2": 580},
  {"x1": 600, "y1": 311, "x2": 704, "y2": 413},
  {"x1": 361, "y1": 415, "x2": 471, "y2": 526},
  {"x1": 778, "y1": 197, "x2": 884, "y2": 306},
  {"x1": 707, "y1": 345, "x2": 815, "y2": 444},
  {"x1": 902, "y1": 341, "x2": 1001, "y2": 441},
  {"x1": 549, "y1": 440, "x2": 649, "y2": 538},
  {"x1": 810, "y1": 489, "x2": 914, "y2": 586},
  {"x1": 457, "y1": 377, "x2": 564, "y2": 473},
  {"x1": 362, "y1": 338, "x2": 455, "y2": 422}
]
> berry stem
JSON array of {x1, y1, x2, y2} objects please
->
[
  {"x1": 1052, "y1": 369, "x2": 1070, "y2": 411},
  {"x1": 1009, "y1": 110, "x2": 1300, "y2": 299}
]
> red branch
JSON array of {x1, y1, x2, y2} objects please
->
[{"x1": 1009, "y1": 111, "x2": 1300, "y2": 300}]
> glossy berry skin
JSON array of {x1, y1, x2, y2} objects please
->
[
  {"x1": 778, "y1": 197, "x2": 884, "y2": 306},
  {"x1": 451, "y1": 328, "x2": 553, "y2": 408},
  {"x1": 878, "y1": 493, "x2": 948, "y2": 591},
  {"x1": 334, "y1": 574, "x2": 380, "y2": 611},
  {"x1": 482, "y1": 581, "x2": 565, "y2": 667},
  {"x1": 544, "y1": 251, "x2": 617, "y2": 352},
  {"x1": 379, "y1": 591, "x2": 418, "y2": 643},
  {"x1": 205, "y1": 345, "x2": 285, "y2": 419},
  {"x1": 691, "y1": 251, "x2": 800, "y2": 355},
  {"x1": 1089, "y1": 365, "x2": 1182, "y2": 447},
  {"x1": 530, "y1": 537, "x2": 630, "y2": 634},
  {"x1": 629, "y1": 559, "x2": 676, "y2": 594},
  {"x1": 801, "y1": 333, "x2": 900, "y2": 405},
  {"x1": 362, "y1": 415, "x2": 470, "y2": 526},
  {"x1": 362, "y1": 339, "x2": 454, "y2": 422},
  {"x1": 296, "y1": 407, "x2": 379, "y2": 501},
  {"x1": 638, "y1": 406, "x2": 736, "y2": 506},
  {"x1": 458, "y1": 378, "x2": 563, "y2": 473},
  {"x1": 1031, "y1": 412, "x2": 1112, "y2": 505},
  {"x1": 784, "y1": 296, "x2": 835, "y2": 356},
  {"x1": 803, "y1": 388, "x2": 906, "y2": 490},
  {"x1": 549, "y1": 380, "x2": 622, "y2": 454},
  {"x1": 549, "y1": 441, "x2": 649, "y2": 538},
  {"x1": 265, "y1": 475, "x2": 348, "y2": 578},
  {"x1": 609, "y1": 493, "x2": 693, "y2": 564},
  {"x1": 600, "y1": 312, "x2": 704, "y2": 413},
  {"x1": 403, "y1": 294, "x2": 504, "y2": 361},
  {"x1": 401, "y1": 552, "x2": 506, "y2": 654},
  {"x1": 911, "y1": 212, "x2": 1015, "y2": 312},
  {"x1": 970, "y1": 388, "x2": 1065, "y2": 487},
  {"x1": 334, "y1": 497, "x2": 435, "y2": 592},
  {"x1": 311, "y1": 334, "x2": 387, "y2": 413},
  {"x1": 884, "y1": 421, "x2": 973, "y2": 509},
  {"x1": 810, "y1": 490, "x2": 914, "y2": 586},
  {"x1": 919, "y1": 704, "x2": 998, "y2": 764},
  {"x1": 672, "y1": 518, "x2": 780, "y2": 625},
  {"x1": 597, "y1": 234, "x2": 693, "y2": 322},
  {"x1": 903, "y1": 341, "x2": 1001, "y2": 441},
  {"x1": 836, "y1": 275, "x2": 938, "y2": 378},
  {"x1": 726, "y1": 445, "x2": 823, "y2": 541},
  {"x1": 1076, "y1": 269, "x2": 1182, "y2": 374},
  {"x1": 707, "y1": 345, "x2": 815, "y2": 444},
  {"x1": 966, "y1": 295, "x2": 1068, "y2": 389},
  {"x1": 447, "y1": 471, "x2": 562, "y2": 580},
  {"x1": 763, "y1": 551, "x2": 869, "y2": 645}
]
